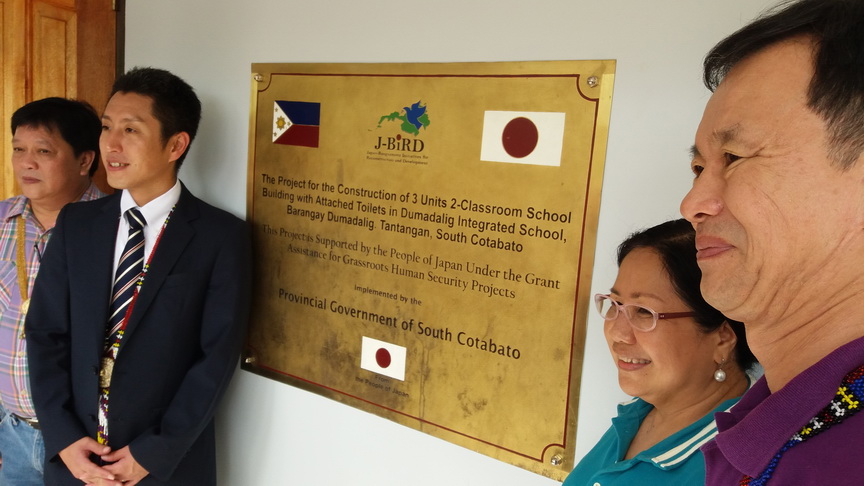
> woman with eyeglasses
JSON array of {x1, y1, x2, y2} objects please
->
[{"x1": 564, "y1": 219, "x2": 756, "y2": 486}]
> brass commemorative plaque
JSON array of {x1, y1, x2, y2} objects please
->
[{"x1": 244, "y1": 61, "x2": 614, "y2": 480}]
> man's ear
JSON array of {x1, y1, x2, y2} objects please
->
[
  {"x1": 78, "y1": 150, "x2": 96, "y2": 176},
  {"x1": 166, "y1": 132, "x2": 191, "y2": 163}
]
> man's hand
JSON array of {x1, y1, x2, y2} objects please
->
[
  {"x1": 101, "y1": 446, "x2": 149, "y2": 485},
  {"x1": 58, "y1": 437, "x2": 117, "y2": 484}
]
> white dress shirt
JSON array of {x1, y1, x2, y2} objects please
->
[{"x1": 111, "y1": 180, "x2": 182, "y2": 283}]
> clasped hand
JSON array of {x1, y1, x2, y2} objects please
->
[{"x1": 59, "y1": 437, "x2": 150, "y2": 485}]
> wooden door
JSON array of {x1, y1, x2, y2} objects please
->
[{"x1": 0, "y1": 0, "x2": 121, "y2": 198}]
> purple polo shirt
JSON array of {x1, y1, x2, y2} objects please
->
[{"x1": 702, "y1": 335, "x2": 864, "y2": 484}]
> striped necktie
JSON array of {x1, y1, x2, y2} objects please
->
[{"x1": 108, "y1": 208, "x2": 146, "y2": 337}]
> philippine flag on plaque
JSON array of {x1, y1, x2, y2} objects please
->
[
  {"x1": 272, "y1": 100, "x2": 320, "y2": 148},
  {"x1": 360, "y1": 336, "x2": 407, "y2": 381},
  {"x1": 480, "y1": 110, "x2": 566, "y2": 167}
]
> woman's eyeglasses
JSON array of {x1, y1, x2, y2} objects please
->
[{"x1": 594, "y1": 293, "x2": 696, "y2": 332}]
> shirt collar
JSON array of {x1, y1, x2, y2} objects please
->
[
  {"x1": 714, "y1": 334, "x2": 864, "y2": 476},
  {"x1": 649, "y1": 397, "x2": 740, "y2": 470},
  {"x1": 3, "y1": 196, "x2": 30, "y2": 222},
  {"x1": 615, "y1": 396, "x2": 740, "y2": 471},
  {"x1": 119, "y1": 180, "x2": 181, "y2": 225},
  {"x1": 3, "y1": 181, "x2": 106, "y2": 223}
]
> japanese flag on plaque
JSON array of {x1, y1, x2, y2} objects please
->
[
  {"x1": 272, "y1": 100, "x2": 321, "y2": 147},
  {"x1": 480, "y1": 111, "x2": 566, "y2": 167},
  {"x1": 360, "y1": 336, "x2": 406, "y2": 381}
]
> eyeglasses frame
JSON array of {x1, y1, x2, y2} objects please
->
[{"x1": 593, "y1": 293, "x2": 696, "y2": 332}]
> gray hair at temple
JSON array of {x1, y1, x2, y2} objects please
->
[{"x1": 703, "y1": 0, "x2": 864, "y2": 169}]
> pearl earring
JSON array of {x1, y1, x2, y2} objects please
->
[{"x1": 714, "y1": 358, "x2": 727, "y2": 382}]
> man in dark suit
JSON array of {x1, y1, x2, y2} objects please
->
[{"x1": 26, "y1": 67, "x2": 251, "y2": 485}]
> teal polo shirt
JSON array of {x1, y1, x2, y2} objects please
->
[{"x1": 563, "y1": 396, "x2": 740, "y2": 486}]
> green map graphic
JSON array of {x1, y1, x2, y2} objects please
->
[{"x1": 377, "y1": 100, "x2": 430, "y2": 136}]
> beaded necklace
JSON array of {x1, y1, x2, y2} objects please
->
[
  {"x1": 739, "y1": 363, "x2": 864, "y2": 486},
  {"x1": 97, "y1": 205, "x2": 175, "y2": 445}
]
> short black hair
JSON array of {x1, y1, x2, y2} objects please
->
[
  {"x1": 11, "y1": 97, "x2": 101, "y2": 176},
  {"x1": 704, "y1": 0, "x2": 864, "y2": 168},
  {"x1": 617, "y1": 219, "x2": 757, "y2": 371},
  {"x1": 110, "y1": 67, "x2": 202, "y2": 169}
]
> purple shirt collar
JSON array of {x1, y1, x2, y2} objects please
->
[{"x1": 712, "y1": 334, "x2": 864, "y2": 476}]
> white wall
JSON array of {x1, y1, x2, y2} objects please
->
[{"x1": 125, "y1": 1, "x2": 776, "y2": 484}]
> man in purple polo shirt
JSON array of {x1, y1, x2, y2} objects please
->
[{"x1": 681, "y1": 0, "x2": 864, "y2": 483}]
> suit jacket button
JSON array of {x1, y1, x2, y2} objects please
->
[{"x1": 89, "y1": 414, "x2": 96, "y2": 422}]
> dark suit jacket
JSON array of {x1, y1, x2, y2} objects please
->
[{"x1": 26, "y1": 184, "x2": 251, "y2": 485}]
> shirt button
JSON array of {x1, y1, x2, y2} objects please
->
[{"x1": 593, "y1": 483, "x2": 601, "y2": 486}]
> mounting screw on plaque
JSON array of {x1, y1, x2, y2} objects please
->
[
  {"x1": 244, "y1": 355, "x2": 257, "y2": 364},
  {"x1": 587, "y1": 76, "x2": 598, "y2": 88},
  {"x1": 550, "y1": 453, "x2": 564, "y2": 466},
  {"x1": 253, "y1": 73, "x2": 264, "y2": 83}
]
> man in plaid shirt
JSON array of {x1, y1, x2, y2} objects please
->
[{"x1": 0, "y1": 98, "x2": 106, "y2": 485}]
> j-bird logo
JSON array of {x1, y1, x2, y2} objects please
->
[{"x1": 373, "y1": 100, "x2": 428, "y2": 152}]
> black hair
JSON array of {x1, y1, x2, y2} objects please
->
[
  {"x1": 11, "y1": 97, "x2": 100, "y2": 176},
  {"x1": 110, "y1": 67, "x2": 202, "y2": 170},
  {"x1": 617, "y1": 219, "x2": 757, "y2": 371},
  {"x1": 704, "y1": 0, "x2": 864, "y2": 168}
]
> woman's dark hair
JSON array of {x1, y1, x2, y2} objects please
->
[{"x1": 617, "y1": 219, "x2": 757, "y2": 371}]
